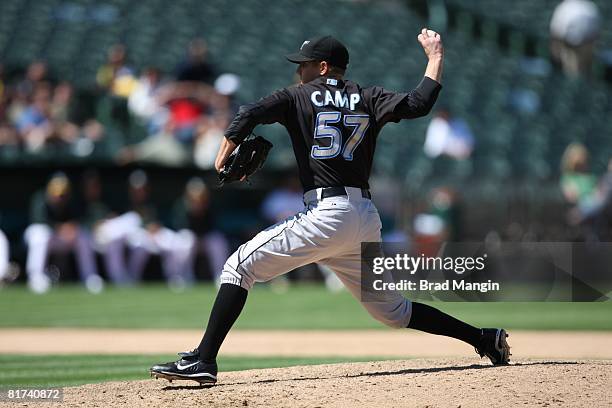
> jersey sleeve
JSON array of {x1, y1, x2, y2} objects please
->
[
  {"x1": 224, "y1": 88, "x2": 292, "y2": 144},
  {"x1": 369, "y1": 76, "x2": 442, "y2": 125}
]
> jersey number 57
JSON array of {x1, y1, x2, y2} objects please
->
[{"x1": 311, "y1": 112, "x2": 370, "y2": 161}]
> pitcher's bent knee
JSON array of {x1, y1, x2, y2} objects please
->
[
  {"x1": 220, "y1": 262, "x2": 252, "y2": 291},
  {"x1": 363, "y1": 297, "x2": 413, "y2": 329},
  {"x1": 219, "y1": 247, "x2": 255, "y2": 290}
]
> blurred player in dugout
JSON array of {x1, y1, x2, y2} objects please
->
[{"x1": 24, "y1": 172, "x2": 104, "y2": 294}]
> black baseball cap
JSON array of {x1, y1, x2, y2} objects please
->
[{"x1": 286, "y1": 35, "x2": 349, "y2": 70}]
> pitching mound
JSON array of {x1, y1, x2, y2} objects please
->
[{"x1": 60, "y1": 358, "x2": 611, "y2": 407}]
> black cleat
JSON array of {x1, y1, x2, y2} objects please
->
[
  {"x1": 475, "y1": 328, "x2": 511, "y2": 365},
  {"x1": 150, "y1": 349, "x2": 217, "y2": 384}
]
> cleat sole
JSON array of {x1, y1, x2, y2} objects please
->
[{"x1": 149, "y1": 370, "x2": 216, "y2": 385}]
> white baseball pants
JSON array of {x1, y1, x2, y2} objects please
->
[
  {"x1": 220, "y1": 186, "x2": 412, "y2": 328},
  {"x1": 0, "y1": 229, "x2": 9, "y2": 280}
]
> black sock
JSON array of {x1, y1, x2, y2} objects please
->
[
  {"x1": 198, "y1": 283, "x2": 248, "y2": 362},
  {"x1": 407, "y1": 302, "x2": 482, "y2": 347}
]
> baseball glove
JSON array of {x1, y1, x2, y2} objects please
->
[{"x1": 219, "y1": 135, "x2": 273, "y2": 185}]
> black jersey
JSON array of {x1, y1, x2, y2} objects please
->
[{"x1": 225, "y1": 76, "x2": 441, "y2": 191}]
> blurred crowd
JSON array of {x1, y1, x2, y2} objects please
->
[
  {"x1": 0, "y1": 61, "x2": 104, "y2": 156},
  {"x1": 0, "y1": 39, "x2": 239, "y2": 168},
  {"x1": 1, "y1": 21, "x2": 610, "y2": 294},
  {"x1": 1, "y1": 170, "x2": 228, "y2": 294},
  {"x1": 0, "y1": 169, "x2": 361, "y2": 294},
  {"x1": 0, "y1": 38, "x2": 250, "y2": 293},
  {"x1": 2, "y1": 152, "x2": 610, "y2": 294}
]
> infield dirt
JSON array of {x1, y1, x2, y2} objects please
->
[
  {"x1": 4, "y1": 330, "x2": 612, "y2": 407},
  {"x1": 50, "y1": 358, "x2": 612, "y2": 407}
]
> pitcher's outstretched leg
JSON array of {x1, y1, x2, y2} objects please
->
[{"x1": 407, "y1": 302, "x2": 511, "y2": 365}]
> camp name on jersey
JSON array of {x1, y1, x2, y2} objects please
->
[{"x1": 310, "y1": 90, "x2": 361, "y2": 110}]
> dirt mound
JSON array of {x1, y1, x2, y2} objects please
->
[{"x1": 57, "y1": 358, "x2": 611, "y2": 408}]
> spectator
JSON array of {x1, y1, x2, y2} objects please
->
[
  {"x1": 411, "y1": 187, "x2": 464, "y2": 258},
  {"x1": 50, "y1": 81, "x2": 75, "y2": 122},
  {"x1": 428, "y1": 187, "x2": 463, "y2": 242},
  {"x1": 128, "y1": 67, "x2": 167, "y2": 133},
  {"x1": 560, "y1": 142, "x2": 600, "y2": 239},
  {"x1": 0, "y1": 65, "x2": 17, "y2": 152},
  {"x1": 24, "y1": 172, "x2": 104, "y2": 294},
  {"x1": 194, "y1": 73, "x2": 240, "y2": 168},
  {"x1": 115, "y1": 126, "x2": 190, "y2": 167},
  {"x1": 0, "y1": 64, "x2": 6, "y2": 118},
  {"x1": 96, "y1": 44, "x2": 137, "y2": 98},
  {"x1": 0, "y1": 123, "x2": 19, "y2": 150},
  {"x1": 0, "y1": 64, "x2": 4, "y2": 94},
  {"x1": 49, "y1": 82, "x2": 105, "y2": 156},
  {"x1": 97, "y1": 44, "x2": 136, "y2": 132},
  {"x1": 15, "y1": 83, "x2": 60, "y2": 152},
  {"x1": 560, "y1": 142, "x2": 597, "y2": 207},
  {"x1": 16, "y1": 61, "x2": 50, "y2": 98},
  {"x1": 6, "y1": 84, "x2": 30, "y2": 127},
  {"x1": 424, "y1": 108, "x2": 474, "y2": 159},
  {"x1": 159, "y1": 82, "x2": 208, "y2": 145},
  {"x1": 569, "y1": 158, "x2": 612, "y2": 240},
  {"x1": 175, "y1": 38, "x2": 217, "y2": 84},
  {"x1": 193, "y1": 115, "x2": 227, "y2": 169},
  {"x1": 75, "y1": 119, "x2": 105, "y2": 156},
  {"x1": 211, "y1": 73, "x2": 241, "y2": 117},
  {"x1": 168, "y1": 177, "x2": 229, "y2": 285},
  {"x1": 550, "y1": 0, "x2": 601, "y2": 77}
]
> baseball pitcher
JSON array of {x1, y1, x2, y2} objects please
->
[{"x1": 151, "y1": 29, "x2": 511, "y2": 384}]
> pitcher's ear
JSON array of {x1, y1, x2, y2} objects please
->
[{"x1": 319, "y1": 60, "x2": 329, "y2": 75}]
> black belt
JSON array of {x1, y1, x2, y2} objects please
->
[{"x1": 320, "y1": 186, "x2": 371, "y2": 200}]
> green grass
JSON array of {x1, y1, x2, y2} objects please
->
[
  {"x1": 0, "y1": 284, "x2": 611, "y2": 330},
  {"x1": 0, "y1": 354, "x2": 390, "y2": 388}
]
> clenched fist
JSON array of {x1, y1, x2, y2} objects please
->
[{"x1": 418, "y1": 28, "x2": 443, "y2": 60}]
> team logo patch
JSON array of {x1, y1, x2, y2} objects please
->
[{"x1": 300, "y1": 40, "x2": 310, "y2": 50}]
